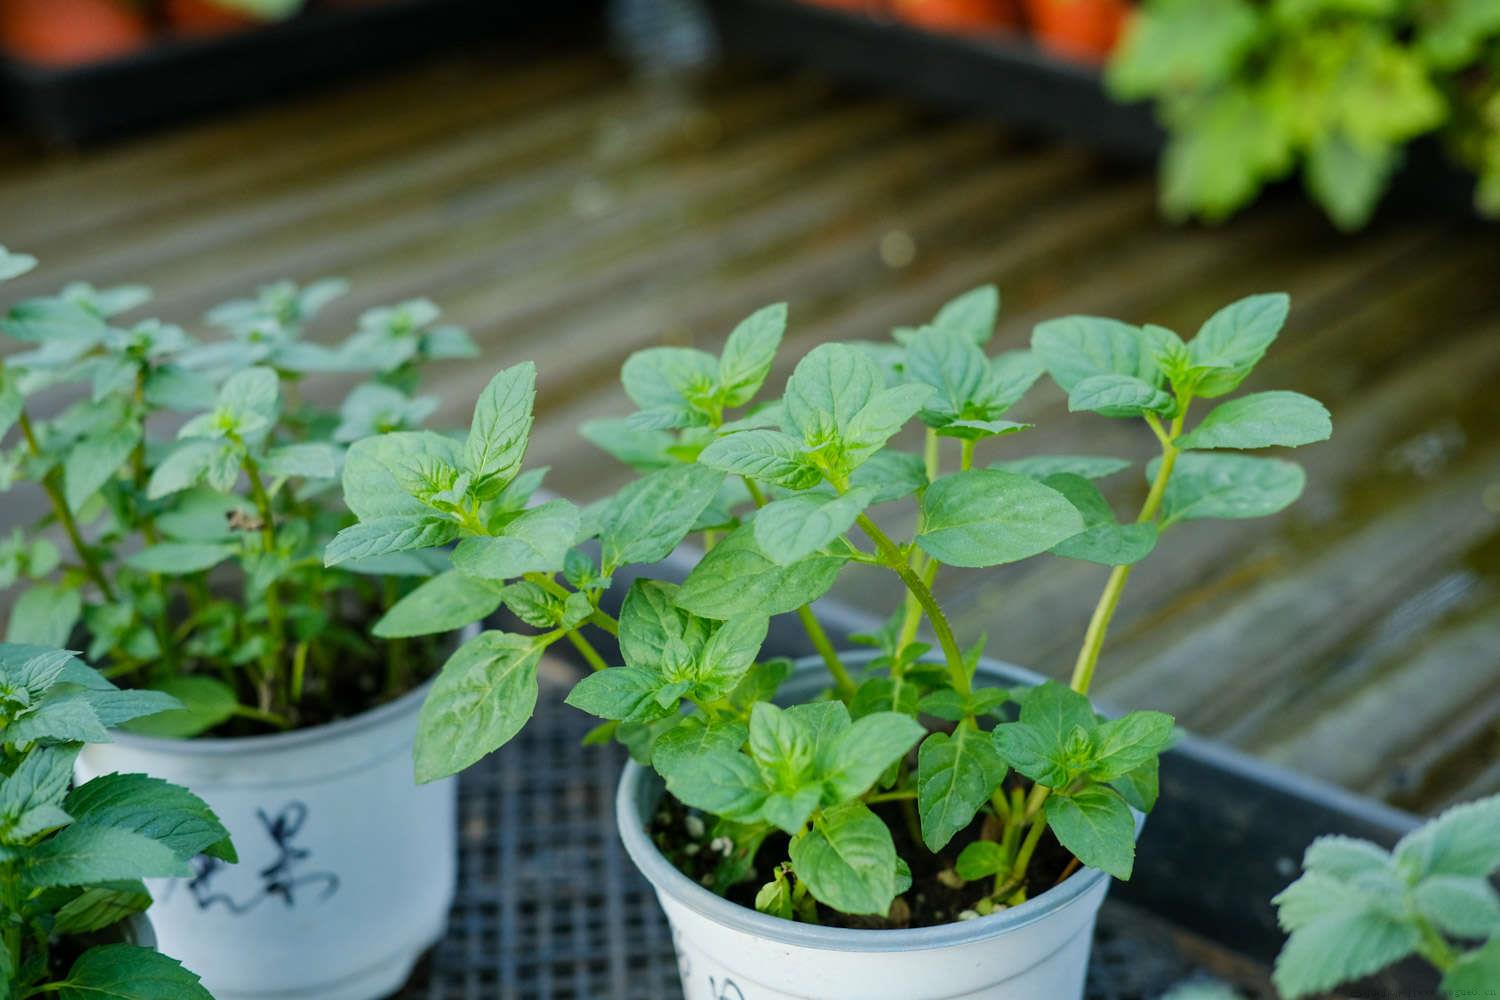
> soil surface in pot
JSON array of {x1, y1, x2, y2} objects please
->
[{"x1": 649, "y1": 779, "x2": 1076, "y2": 930}]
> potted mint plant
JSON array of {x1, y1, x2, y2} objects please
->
[
  {"x1": 1, "y1": 642, "x2": 231, "y2": 1000},
  {"x1": 1272, "y1": 793, "x2": 1500, "y2": 998},
  {"x1": 0, "y1": 246, "x2": 475, "y2": 1000},
  {"x1": 333, "y1": 284, "x2": 1331, "y2": 997}
]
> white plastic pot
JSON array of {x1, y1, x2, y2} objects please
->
[
  {"x1": 616, "y1": 655, "x2": 1143, "y2": 1000},
  {"x1": 75, "y1": 680, "x2": 457, "y2": 1000}
]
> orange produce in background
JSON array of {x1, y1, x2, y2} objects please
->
[
  {"x1": 163, "y1": 0, "x2": 261, "y2": 36},
  {"x1": 895, "y1": 0, "x2": 1018, "y2": 35},
  {"x1": 1022, "y1": 0, "x2": 1128, "y2": 62},
  {"x1": 0, "y1": 0, "x2": 149, "y2": 65}
]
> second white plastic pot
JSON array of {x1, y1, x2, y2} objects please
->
[
  {"x1": 616, "y1": 654, "x2": 1143, "y2": 1000},
  {"x1": 75, "y1": 680, "x2": 457, "y2": 1000}
]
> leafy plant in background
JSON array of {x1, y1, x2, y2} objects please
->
[
  {"x1": 1, "y1": 642, "x2": 231, "y2": 999},
  {"x1": 1108, "y1": 0, "x2": 1500, "y2": 229},
  {"x1": 1273, "y1": 793, "x2": 1500, "y2": 997},
  {"x1": 341, "y1": 284, "x2": 1332, "y2": 922},
  {"x1": 0, "y1": 244, "x2": 475, "y2": 735}
]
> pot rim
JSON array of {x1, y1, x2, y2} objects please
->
[
  {"x1": 615, "y1": 650, "x2": 1142, "y2": 953},
  {"x1": 97, "y1": 621, "x2": 482, "y2": 757},
  {"x1": 101, "y1": 673, "x2": 437, "y2": 757}
]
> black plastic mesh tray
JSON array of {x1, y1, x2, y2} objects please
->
[{"x1": 398, "y1": 669, "x2": 1275, "y2": 1000}]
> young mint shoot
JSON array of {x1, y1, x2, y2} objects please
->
[
  {"x1": 1273, "y1": 794, "x2": 1500, "y2": 998},
  {"x1": 343, "y1": 281, "x2": 1332, "y2": 925},
  {"x1": 0, "y1": 247, "x2": 474, "y2": 736},
  {"x1": 0, "y1": 642, "x2": 230, "y2": 999}
]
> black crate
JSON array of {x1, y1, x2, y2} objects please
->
[{"x1": 0, "y1": 0, "x2": 600, "y2": 145}]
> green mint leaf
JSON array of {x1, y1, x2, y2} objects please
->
[
  {"x1": 676, "y1": 523, "x2": 846, "y2": 619},
  {"x1": 414, "y1": 631, "x2": 544, "y2": 783},
  {"x1": 748, "y1": 701, "x2": 820, "y2": 789},
  {"x1": 931, "y1": 285, "x2": 999, "y2": 345},
  {"x1": 1111, "y1": 758, "x2": 1160, "y2": 812},
  {"x1": 334, "y1": 383, "x2": 438, "y2": 443},
  {"x1": 955, "y1": 840, "x2": 1008, "y2": 881},
  {"x1": 340, "y1": 432, "x2": 451, "y2": 520},
  {"x1": 24, "y1": 824, "x2": 190, "y2": 887},
  {"x1": 1443, "y1": 935, "x2": 1500, "y2": 997},
  {"x1": 51, "y1": 881, "x2": 152, "y2": 935},
  {"x1": 698, "y1": 429, "x2": 821, "y2": 489},
  {"x1": 0, "y1": 744, "x2": 77, "y2": 820},
  {"x1": 992, "y1": 454, "x2": 1132, "y2": 480},
  {"x1": 992, "y1": 681, "x2": 1097, "y2": 787},
  {"x1": 753, "y1": 487, "x2": 873, "y2": 566},
  {"x1": 841, "y1": 383, "x2": 932, "y2": 468},
  {"x1": 1186, "y1": 293, "x2": 1289, "y2": 397},
  {"x1": 147, "y1": 440, "x2": 237, "y2": 500},
  {"x1": 121, "y1": 676, "x2": 237, "y2": 738},
  {"x1": 580, "y1": 418, "x2": 676, "y2": 472},
  {"x1": 1272, "y1": 910, "x2": 1418, "y2": 1000},
  {"x1": 0, "y1": 245, "x2": 37, "y2": 280},
  {"x1": 373, "y1": 570, "x2": 506, "y2": 638},
  {"x1": 661, "y1": 748, "x2": 768, "y2": 822},
  {"x1": 1302, "y1": 834, "x2": 1393, "y2": 880},
  {"x1": 324, "y1": 515, "x2": 458, "y2": 567},
  {"x1": 718, "y1": 303, "x2": 786, "y2": 407},
  {"x1": 1154, "y1": 452, "x2": 1305, "y2": 524},
  {"x1": 1067, "y1": 374, "x2": 1174, "y2": 418},
  {"x1": 216, "y1": 366, "x2": 280, "y2": 436},
  {"x1": 564, "y1": 667, "x2": 675, "y2": 723},
  {"x1": 1175, "y1": 390, "x2": 1332, "y2": 451},
  {"x1": 1105, "y1": 0, "x2": 1259, "y2": 100},
  {"x1": 917, "y1": 723, "x2": 1009, "y2": 852},
  {"x1": 450, "y1": 500, "x2": 579, "y2": 581},
  {"x1": 1087, "y1": 710, "x2": 1174, "y2": 782},
  {"x1": 1044, "y1": 784, "x2": 1137, "y2": 880},
  {"x1": 56, "y1": 944, "x2": 213, "y2": 1000},
  {"x1": 598, "y1": 464, "x2": 724, "y2": 573},
  {"x1": 1044, "y1": 473, "x2": 1158, "y2": 566},
  {"x1": 916, "y1": 469, "x2": 1084, "y2": 568},
  {"x1": 934, "y1": 418, "x2": 1032, "y2": 442},
  {"x1": 782, "y1": 343, "x2": 883, "y2": 446},
  {"x1": 905, "y1": 326, "x2": 991, "y2": 426},
  {"x1": 622, "y1": 346, "x2": 719, "y2": 413},
  {"x1": 848, "y1": 449, "x2": 927, "y2": 504},
  {"x1": 64, "y1": 423, "x2": 141, "y2": 513},
  {"x1": 6, "y1": 584, "x2": 82, "y2": 648},
  {"x1": 465, "y1": 362, "x2": 536, "y2": 488},
  {"x1": 762, "y1": 786, "x2": 825, "y2": 836},
  {"x1": 125, "y1": 542, "x2": 238, "y2": 576},
  {"x1": 618, "y1": 580, "x2": 703, "y2": 670},
  {"x1": 651, "y1": 717, "x2": 748, "y2": 777},
  {"x1": 789, "y1": 801, "x2": 898, "y2": 916},
  {"x1": 1412, "y1": 874, "x2": 1500, "y2": 939},
  {"x1": 65, "y1": 773, "x2": 235, "y2": 863},
  {"x1": 1393, "y1": 794, "x2": 1500, "y2": 880},
  {"x1": 821, "y1": 711, "x2": 925, "y2": 801},
  {"x1": 76, "y1": 688, "x2": 179, "y2": 730},
  {"x1": 1031, "y1": 316, "x2": 1159, "y2": 394},
  {"x1": 261, "y1": 442, "x2": 341, "y2": 480}
]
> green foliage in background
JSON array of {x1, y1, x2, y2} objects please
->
[
  {"x1": 1109, "y1": 0, "x2": 1500, "y2": 229},
  {"x1": 1274, "y1": 793, "x2": 1500, "y2": 998},
  {"x1": 0, "y1": 642, "x2": 230, "y2": 1000},
  {"x1": 0, "y1": 245, "x2": 474, "y2": 735}
]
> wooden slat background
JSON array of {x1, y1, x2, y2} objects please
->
[{"x1": 2, "y1": 34, "x2": 1497, "y2": 816}]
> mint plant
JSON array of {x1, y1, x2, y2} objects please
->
[
  {"x1": 338, "y1": 284, "x2": 1332, "y2": 924},
  {"x1": 1108, "y1": 0, "x2": 1500, "y2": 228},
  {"x1": 1, "y1": 642, "x2": 231, "y2": 999},
  {"x1": 0, "y1": 246, "x2": 475, "y2": 735},
  {"x1": 1273, "y1": 793, "x2": 1500, "y2": 998}
]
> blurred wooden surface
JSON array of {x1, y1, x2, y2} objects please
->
[{"x1": 2, "y1": 34, "x2": 1497, "y2": 816}]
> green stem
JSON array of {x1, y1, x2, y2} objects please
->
[
  {"x1": 18, "y1": 411, "x2": 116, "y2": 602},
  {"x1": 1067, "y1": 411, "x2": 1184, "y2": 696},
  {"x1": 742, "y1": 476, "x2": 854, "y2": 697},
  {"x1": 566, "y1": 629, "x2": 609, "y2": 672},
  {"x1": 230, "y1": 703, "x2": 291, "y2": 729},
  {"x1": 865, "y1": 789, "x2": 917, "y2": 804},
  {"x1": 856, "y1": 513, "x2": 969, "y2": 696},
  {"x1": 243, "y1": 455, "x2": 286, "y2": 709},
  {"x1": 1414, "y1": 915, "x2": 1459, "y2": 972},
  {"x1": 996, "y1": 813, "x2": 1048, "y2": 898},
  {"x1": 960, "y1": 438, "x2": 975, "y2": 472},
  {"x1": 923, "y1": 427, "x2": 940, "y2": 481}
]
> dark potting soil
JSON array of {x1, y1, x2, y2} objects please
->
[{"x1": 648, "y1": 778, "x2": 1077, "y2": 930}]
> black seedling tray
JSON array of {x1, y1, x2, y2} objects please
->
[
  {"x1": 0, "y1": 0, "x2": 599, "y2": 145},
  {"x1": 396, "y1": 560, "x2": 1438, "y2": 998}
]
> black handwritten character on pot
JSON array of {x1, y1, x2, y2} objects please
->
[{"x1": 181, "y1": 801, "x2": 340, "y2": 913}]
